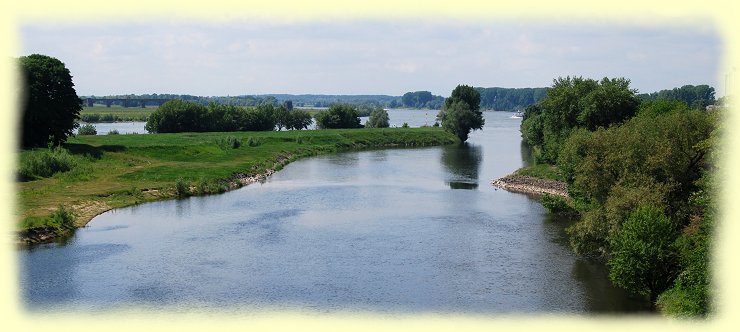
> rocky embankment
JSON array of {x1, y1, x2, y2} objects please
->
[{"x1": 491, "y1": 174, "x2": 569, "y2": 198}]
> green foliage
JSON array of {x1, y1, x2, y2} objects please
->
[
  {"x1": 541, "y1": 194, "x2": 576, "y2": 215},
  {"x1": 107, "y1": 129, "x2": 120, "y2": 135},
  {"x1": 77, "y1": 124, "x2": 97, "y2": 135},
  {"x1": 401, "y1": 91, "x2": 444, "y2": 109},
  {"x1": 146, "y1": 100, "x2": 210, "y2": 133},
  {"x1": 246, "y1": 136, "x2": 263, "y2": 147},
  {"x1": 19, "y1": 54, "x2": 83, "y2": 148},
  {"x1": 437, "y1": 85, "x2": 484, "y2": 142},
  {"x1": 366, "y1": 108, "x2": 390, "y2": 128},
  {"x1": 401, "y1": 122, "x2": 410, "y2": 128},
  {"x1": 175, "y1": 177, "x2": 190, "y2": 198},
  {"x1": 284, "y1": 109, "x2": 313, "y2": 130},
  {"x1": 515, "y1": 163, "x2": 564, "y2": 182},
  {"x1": 314, "y1": 104, "x2": 363, "y2": 129},
  {"x1": 19, "y1": 146, "x2": 77, "y2": 181},
  {"x1": 637, "y1": 84, "x2": 715, "y2": 110},
  {"x1": 608, "y1": 205, "x2": 678, "y2": 301},
  {"x1": 215, "y1": 136, "x2": 241, "y2": 150},
  {"x1": 527, "y1": 76, "x2": 639, "y2": 163},
  {"x1": 636, "y1": 99, "x2": 690, "y2": 118},
  {"x1": 476, "y1": 87, "x2": 548, "y2": 111}
]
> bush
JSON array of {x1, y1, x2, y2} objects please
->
[
  {"x1": 401, "y1": 122, "x2": 410, "y2": 128},
  {"x1": 78, "y1": 123, "x2": 97, "y2": 135},
  {"x1": 246, "y1": 137, "x2": 263, "y2": 147},
  {"x1": 19, "y1": 146, "x2": 77, "y2": 180},
  {"x1": 541, "y1": 194, "x2": 577, "y2": 215},
  {"x1": 216, "y1": 136, "x2": 241, "y2": 149},
  {"x1": 366, "y1": 108, "x2": 390, "y2": 128},
  {"x1": 314, "y1": 104, "x2": 363, "y2": 129},
  {"x1": 608, "y1": 205, "x2": 679, "y2": 302},
  {"x1": 107, "y1": 129, "x2": 120, "y2": 135},
  {"x1": 175, "y1": 177, "x2": 189, "y2": 198},
  {"x1": 50, "y1": 205, "x2": 75, "y2": 230}
]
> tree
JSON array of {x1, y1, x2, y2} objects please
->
[
  {"x1": 145, "y1": 100, "x2": 209, "y2": 133},
  {"x1": 19, "y1": 54, "x2": 83, "y2": 148},
  {"x1": 365, "y1": 108, "x2": 390, "y2": 128},
  {"x1": 285, "y1": 110, "x2": 313, "y2": 130},
  {"x1": 437, "y1": 85, "x2": 484, "y2": 142},
  {"x1": 608, "y1": 205, "x2": 679, "y2": 302},
  {"x1": 314, "y1": 104, "x2": 362, "y2": 129}
]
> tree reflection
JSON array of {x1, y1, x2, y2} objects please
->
[
  {"x1": 520, "y1": 140, "x2": 535, "y2": 167},
  {"x1": 441, "y1": 143, "x2": 482, "y2": 190}
]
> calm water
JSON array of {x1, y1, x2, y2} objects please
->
[{"x1": 19, "y1": 111, "x2": 651, "y2": 314}]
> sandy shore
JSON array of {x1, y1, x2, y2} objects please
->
[{"x1": 491, "y1": 174, "x2": 569, "y2": 198}]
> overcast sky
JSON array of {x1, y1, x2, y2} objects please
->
[{"x1": 19, "y1": 19, "x2": 724, "y2": 97}]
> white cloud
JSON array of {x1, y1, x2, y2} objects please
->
[{"x1": 19, "y1": 20, "x2": 721, "y2": 96}]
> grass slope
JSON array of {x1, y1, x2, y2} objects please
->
[{"x1": 17, "y1": 128, "x2": 457, "y2": 240}]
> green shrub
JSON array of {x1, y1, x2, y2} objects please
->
[
  {"x1": 246, "y1": 137, "x2": 263, "y2": 147},
  {"x1": 175, "y1": 177, "x2": 190, "y2": 198},
  {"x1": 80, "y1": 114, "x2": 101, "y2": 122},
  {"x1": 216, "y1": 136, "x2": 241, "y2": 149},
  {"x1": 49, "y1": 205, "x2": 75, "y2": 231},
  {"x1": 19, "y1": 146, "x2": 77, "y2": 180},
  {"x1": 78, "y1": 123, "x2": 97, "y2": 135},
  {"x1": 107, "y1": 129, "x2": 120, "y2": 135},
  {"x1": 541, "y1": 194, "x2": 577, "y2": 215},
  {"x1": 401, "y1": 122, "x2": 410, "y2": 128},
  {"x1": 608, "y1": 205, "x2": 678, "y2": 302}
]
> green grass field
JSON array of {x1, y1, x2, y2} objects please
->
[
  {"x1": 17, "y1": 128, "x2": 458, "y2": 236},
  {"x1": 80, "y1": 105, "x2": 156, "y2": 122}
]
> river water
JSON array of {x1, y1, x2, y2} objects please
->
[{"x1": 19, "y1": 111, "x2": 651, "y2": 314}]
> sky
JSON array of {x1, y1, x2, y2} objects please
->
[{"x1": 19, "y1": 18, "x2": 724, "y2": 97}]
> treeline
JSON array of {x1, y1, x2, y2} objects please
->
[
  {"x1": 637, "y1": 84, "x2": 715, "y2": 109},
  {"x1": 145, "y1": 100, "x2": 313, "y2": 133},
  {"x1": 84, "y1": 88, "x2": 548, "y2": 111},
  {"x1": 145, "y1": 101, "x2": 394, "y2": 133},
  {"x1": 476, "y1": 87, "x2": 548, "y2": 111},
  {"x1": 521, "y1": 76, "x2": 718, "y2": 316}
]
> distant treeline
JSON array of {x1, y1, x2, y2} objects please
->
[
  {"x1": 84, "y1": 84, "x2": 716, "y2": 112},
  {"x1": 636, "y1": 84, "x2": 715, "y2": 109}
]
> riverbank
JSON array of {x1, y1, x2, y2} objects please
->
[
  {"x1": 17, "y1": 128, "x2": 458, "y2": 245},
  {"x1": 491, "y1": 174, "x2": 569, "y2": 198}
]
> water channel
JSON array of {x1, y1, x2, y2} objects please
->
[{"x1": 19, "y1": 111, "x2": 652, "y2": 314}]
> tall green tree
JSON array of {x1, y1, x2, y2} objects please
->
[
  {"x1": 365, "y1": 108, "x2": 390, "y2": 128},
  {"x1": 437, "y1": 85, "x2": 484, "y2": 142},
  {"x1": 608, "y1": 205, "x2": 679, "y2": 303},
  {"x1": 19, "y1": 54, "x2": 83, "y2": 148}
]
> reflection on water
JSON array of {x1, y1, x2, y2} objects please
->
[{"x1": 441, "y1": 143, "x2": 482, "y2": 190}]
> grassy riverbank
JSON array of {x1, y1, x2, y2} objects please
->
[{"x1": 17, "y1": 128, "x2": 458, "y2": 243}]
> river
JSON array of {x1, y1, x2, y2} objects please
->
[{"x1": 19, "y1": 111, "x2": 652, "y2": 314}]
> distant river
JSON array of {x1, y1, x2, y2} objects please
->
[{"x1": 20, "y1": 111, "x2": 652, "y2": 314}]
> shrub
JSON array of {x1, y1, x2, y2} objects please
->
[
  {"x1": 78, "y1": 123, "x2": 97, "y2": 135},
  {"x1": 246, "y1": 137, "x2": 263, "y2": 147},
  {"x1": 314, "y1": 104, "x2": 363, "y2": 129},
  {"x1": 608, "y1": 205, "x2": 679, "y2": 302},
  {"x1": 216, "y1": 136, "x2": 241, "y2": 149},
  {"x1": 175, "y1": 177, "x2": 189, "y2": 198},
  {"x1": 19, "y1": 146, "x2": 77, "y2": 180},
  {"x1": 366, "y1": 108, "x2": 390, "y2": 128},
  {"x1": 107, "y1": 129, "x2": 120, "y2": 135},
  {"x1": 80, "y1": 114, "x2": 101, "y2": 122},
  {"x1": 50, "y1": 205, "x2": 75, "y2": 230},
  {"x1": 541, "y1": 194, "x2": 577, "y2": 215},
  {"x1": 401, "y1": 122, "x2": 410, "y2": 128}
]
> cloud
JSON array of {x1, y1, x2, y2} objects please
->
[{"x1": 19, "y1": 20, "x2": 722, "y2": 96}]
